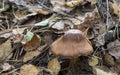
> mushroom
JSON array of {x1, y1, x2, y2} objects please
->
[
  {"x1": 50, "y1": 29, "x2": 93, "y2": 74},
  {"x1": 51, "y1": 29, "x2": 93, "y2": 58}
]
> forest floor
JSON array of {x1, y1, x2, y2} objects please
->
[{"x1": 0, "y1": 0, "x2": 120, "y2": 75}]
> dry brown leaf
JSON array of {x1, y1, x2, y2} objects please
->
[
  {"x1": 69, "y1": 16, "x2": 84, "y2": 25},
  {"x1": 51, "y1": 0, "x2": 72, "y2": 13},
  {"x1": 0, "y1": 39, "x2": 12, "y2": 60},
  {"x1": 112, "y1": 63, "x2": 120, "y2": 74},
  {"x1": 20, "y1": 64, "x2": 41, "y2": 75},
  {"x1": 14, "y1": 10, "x2": 28, "y2": 18},
  {"x1": 110, "y1": 2, "x2": 120, "y2": 16},
  {"x1": 12, "y1": 28, "x2": 26, "y2": 43},
  {"x1": 36, "y1": 9, "x2": 49, "y2": 15},
  {"x1": 93, "y1": 67, "x2": 118, "y2": 75},
  {"x1": 65, "y1": 0, "x2": 82, "y2": 8},
  {"x1": 24, "y1": 34, "x2": 40, "y2": 52},
  {"x1": 107, "y1": 40, "x2": 120, "y2": 59},
  {"x1": 48, "y1": 58, "x2": 61, "y2": 75},
  {"x1": 103, "y1": 53, "x2": 115, "y2": 66},
  {"x1": 23, "y1": 50, "x2": 40, "y2": 62},
  {"x1": 95, "y1": 35, "x2": 105, "y2": 46}
]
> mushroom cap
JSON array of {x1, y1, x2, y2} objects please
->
[{"x1": 51, "y1": 29, "x2": 93, "y2": 58}]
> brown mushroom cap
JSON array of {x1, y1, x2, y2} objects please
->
[{"x1": 50, "y1": 29, "x2": 93, "y2": 58}]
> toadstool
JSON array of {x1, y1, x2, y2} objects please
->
[
  {"x1": 50, "y1": 29, "x2": 93, "y2": 74},
  {"x1": 51, "y1": 29, "x2": 93, "y2": 58}
]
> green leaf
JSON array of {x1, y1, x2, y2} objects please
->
[
  {"x1": 26, "y1": 31, "x2": 34, "y2": 42},
  {"x1": 0, "y1": 3, "x2": 10, "y2": 12},
  {"x1": 26, "y1": 31, "x2": 40, "y2": 42},
  {"x1": 35, "y1": 18, "x2": 50, "y2": 26}
]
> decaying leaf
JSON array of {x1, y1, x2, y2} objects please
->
[
  {"x1": 49, "y1": 20, "x2": 65, "y2": 30},
  {"x1": 112, "y1": 63, "x2": 120, "y2": 74},
  {"x1": 20, "y1": 64, "x2": 41, "y2": 75},
  {"x1": 107, "y1": 40, "x2": 120, "y2": 59},
  {"x1": 65, "y1": 0, "x2": 82, "y2": 8},
  {"x1": 23, "y1": 50, "x2": 40, "y2": 62},
  {"x1": 95, "y1": 35, "x2": 105, "y2": 46},
  {"x1": 12, "y1": 28, "x2": 26, "y2": 35},
  {"x1": 36, "y1": 9, "x2": 49, "y2": 15},
  {"x1": 68, "y1": 16, "x2": 84, "y2": 25},
  {"x1": 48, "y1": 58, "x2": 61, "y2": 75},
  {"x1": 93, "y1": 67, "x2": 118, "y2": 75},
  {"x1": 51, "y1": 0, "x2": 72, "y2": 13},
  {"x1": 0, "y1": 39, "x2": 12, "y2": 60},
  {"x1": 24, "y1": 34, "x2": 40, "y2": 52},
  {"x1": 12, "y1": 28, "x2": 26, "y2": 43},
  {"x1": 14, "y1": 10, "x2": 28, "y2": 19},
  {"x1": 2, "y1": 63, "x2": 12, "y2": 72},
  {"x1": 89, "y1": 56, "x2": 99, "y2": 66},
  {"x1": 103, "y1": 53, "x2": 115, "y2": 66},
  {"x1": 110, "y1": 2, "x2": 120, "y2": 16}
]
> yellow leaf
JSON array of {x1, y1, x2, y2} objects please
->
[
  {"x1": 110, "y1": 2, "x2": 120, "y2": 16},
  {"x1": 88, "y1": 56, "x2": 99, "y2": 66},
  {"x1": 0, "y1": 39, "x2": 12, "y2": 59},
  {"x1": 48, "y1": 58, "x2": 61, "y2": 75},
  {"x1": 20, "y1": 64, "x2": 41, "y2": 75},
  {"x1": 23, "y1": 50, "x2": 40, "y2": 62}
]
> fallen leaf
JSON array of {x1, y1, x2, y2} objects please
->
[
  {"x1": 14, "y1": 10, "x2": 28, "y2": 19},
  {"x1": 23, "y1": 50, "x2": 40, "y2": 62},
  {"x1": 24, "y1": 34, "x2": 40, "y2": 52},
  {"x1": 50, "y1": 20, "x2": 65, "y2": 30},
  {"x1": 36, "y1": 9, "x2": 49, "y2": 15},
  {"x1": 2, "y1": 63, "x2": 12, "y2": 72},
  {"x1": 48, "y1": 58, "x2": 61, "y2": 75},
  {"x1": 20, "y1": 64, "x2": 41, "y2": 75},
  {"x1": 95, "y1": 35, "x2": 105, "y2": 46},
  {"x1": 0, "y1": 3, "x2": 10, "y2": 12},
  {"x1": 93, "y1": 67, "x2": 118, "y2": 75},
  {"x1": 0, "y1": 32, "x2": 12, "y2": 39},
  {"x1": 112, "y1": 63, "x2": 120, "y2": 74},
  {"x1": 69, "y1": 16, "x2": 84, "y2": 25},
  {"x1": 88, "y1": 56, "x2": 99, "y2": 66},
  {"x1": 65, "y1": 0, "x2": 82, "y2": 8},
  {"x1": 51, "y1": 0, "x2": 72, "y2": 13},
  {"x1": 107, "y1": 40, "x2": 120, "y2": 59},
  {"x1": 0, "y1": 39, "x2": 12, "y2": 60},
  {"x1": 12, "y1": 28, "x2": 26, "y2": 35},
  {"x1": 35, "y1": 18, "x2": 50, "y2": 26},
  {"x1": 12, "y1": 28, "x2": 26, "y2": 43},
  {"x1": 103, "y1": 53, "x2": 115, "y2": 66},
  {"x1": 110, "y1": 2, "x2": 120, "y2": 16},
  {"x1": 26, "y1": 31, "x2": 34, "y2": 42}
]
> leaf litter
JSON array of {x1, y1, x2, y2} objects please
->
[{"x1": 0, "y1": 0, "x2": 120, "y2": 75}]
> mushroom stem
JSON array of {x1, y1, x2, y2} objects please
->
[{"x1": 68, "y1": 58, "x2": 78, "y2": 74}]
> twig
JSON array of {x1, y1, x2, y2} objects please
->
[
  {"x1": 37, "y1": 0, "x2": 82, "y2": 22},
  {"x1": 106, "y1": 0, "x2": 109, "y2": 26},
  {"x1": 96, "y1": 45, "x2": 120, "y2": 54}
]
